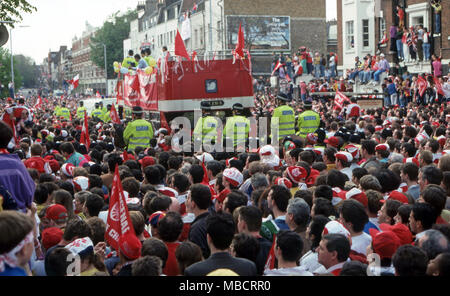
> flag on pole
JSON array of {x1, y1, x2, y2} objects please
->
[
  {"x1": 105, "y1": 165, "x2": 136, "y2": 251},
  {"x1": 34, "y1": 96, "x2": 43, "y2": 109},
  {"x1": 110, "y1": 104, "x2": 120, "y2": 124},
  {"x1": 417, "y1": 75, "x2": 428, "y2": 97},
  {"x1": 175, "y1": 29, "x2": 191, "y2": 60},
  {"x1": 80, "y1": 110, "x2": 90, "y2": 149},
  {"x1": 234, "y1": 23, "x2": 245, "y2": 59},
  {"x1": 71, "y1": 74, "x2": 80, "y2": 89}
]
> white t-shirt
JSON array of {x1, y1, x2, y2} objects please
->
[
  {"x1": 299, "y1": 250, "x2": 325, "y2": 273},
  {"x1": 351, "y1": 232, "x2": 372, "y2": 256}
]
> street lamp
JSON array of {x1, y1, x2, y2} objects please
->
[{"x1": 0, "y1": 21, "x2": 30, "y2": 99}]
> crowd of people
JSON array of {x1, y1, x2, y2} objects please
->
[{"x1": 0, "y1": 86, "x2": 450, "y2": 277}]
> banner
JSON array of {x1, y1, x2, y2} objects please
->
[
  {"x1": 105, "y1": 165, "x2": 136, "y2": 251},
  {"x1": 357, "y1": 99, "x2": 384, "y2": 110}
]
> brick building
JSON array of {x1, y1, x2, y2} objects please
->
[{"x1": 337, "y1": 0, "x2": 449, "y2": 73}]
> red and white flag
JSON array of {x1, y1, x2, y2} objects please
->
[
  {"x1": 71, "y1": 74, "x2": 80, "y2": 89},
  {"x1": 417, "y1": 75, "x2": 428, "y2": 97},
  {"x1": 110, "y1": 104, "x2": 120, "y2": 124},
  {"x1": 434, "y1": 77, "x2": 445, "y2": 96},
  {"x1": 96, "y1": 91, "x2": 101, "y2": 98},
  {"x1": 334, "y1": 90, "x2": 351, "y2": 110},
  {"x1": 105, "y1": 165, "x2": 136, "y2": 251},
  {"x1": 34, "y1": 96, "x2": 43, "y2": 109},
  {"x1": 193, "y1": 2, "x2": 198, "y2": 11},
  {"x1": 235, "y1": 23, "x2": 245, "y2": 59},
  {"x1": 80, "y1": 110, "x2": 90, "y2": 149},
  {"x1": 271, "y1": 61, "x2": 285, "y2": 76}
]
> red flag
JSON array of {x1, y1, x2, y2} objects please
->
[
  {"x1": 96, "y1": 91, "x2": 101, "y2": 98},
  {"x1": 123, "y1": 150, "x2": 129, "y2": 161},
  {"x1": 434, "y1": 77, "x2": 445, "y2": 96},
  {"x1": 201, "y1": 160, "x2": 209, "y2": 184},
  {"x1": 175, "y1": 29, "x2": 190, "y2": 60},
  {"x1": 417, "y1": 75, "x2": 428, "y2": 97},
  {"x1": 264, "y1": 234, "x2": 277, "y2": 271},
  {"x1": 105, "y1": 165, "x2": 136, "y2": 251},
  {"x1": 130, "y1": 75, "x2": 140, "y2": 92},
  {"x1": 235, "y1": 23, "x2": 245, "y2": 58},
  {"x1": 80, "y1": 110, "x2": 90, "y2": 149},
  {"x1": 71, "y1": 74, "x2": 79, "y2": 89},
  {"x1": 110, "y1": 104, "x2": 120, "y2": 124},
  {"x1": 44, "y1": 97, "x2": 49, "y2": 104}
]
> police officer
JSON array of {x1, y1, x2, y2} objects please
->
[
  {"x1": 76, "y1": 101, "x2": 87, "y2": 119},
  {"x1": 193, "y1": 101, "x2": 219, "y2": 148},
  {"x1": 224, "y1": 103, "x2": 250, "y2": 151},
  {"x1": 91, "y1": 103, "x2": 104, "y2": 121},
  {"x1": 56, "y1": 102, "x2": 71, "y2": 120},
  {"x1": 297, "y1": 98, "x2": 320, "y2": 138},
  {"x1": 103, "y1": 104, "x2": 112, "y2": 123},
  {"x1": 123, "y1": 106, "x2": 154, "y2": 152},
  {"x1": 271, "y1": 92, "x2": 296, "y2": 142}
]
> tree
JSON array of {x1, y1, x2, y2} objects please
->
[
  {"x1": 14, "y1": 54, "x2": 39, "y2": 88},
  {"x1": 0, "y1": 48, "x2": 22, "y2": 98},
  {"x1": 0, "y1": 0, "x2": 36, "y2": 27},
  {"x1": 90, "y1": 10, "x2": 137, "y2": 79}
]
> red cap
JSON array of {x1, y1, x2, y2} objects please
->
[
  {"x1": 379, "y1": 223, "x2": 413, "y2": 246},
  {"x1": 345, "y1": 188, "x2": 368, "y2": 207},
  {"x1": 335, "y1": 152, "x2": 353, "y2": 163},
  {"x1": 274, "y1": 177, "x2": 293, "y2": 189},
  {"x1": 47, "y1": 159, "x2": 60, "y2": 173},
  {"x1": 45, "y1": 204, "x2": 68, "y2": 223},
  {"x1": 403, "y1": 157, "x2": 419, "y2": 167},
  {"x1": 139, "y1": 156, "x2": 155, "y2": 168},
  {"x1": 381, "y1": 191, "x2": 409, "y2": 204},
  {"x1": 324, "y1": 136, "x2": 339, "y2": 148},
  {"x1": 148, "y1": 211, "x2": 166, "y2": 227},
  {"x1": 369, "y1": 229, "x2": 401, "y2": 259},
  {"x1": 118, "y1": 233, "x2": 142, "y2": 260},
  {"x1": 375, "y1": 144, "x2": 389, "y2": 151},
  {"x1": 41, "y1": 227, "x2": 63, "y2": 250},
  {"x1": 286, "y1": 166, "x2": 307, "y2": 184}
]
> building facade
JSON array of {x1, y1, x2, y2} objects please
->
[
  {"x1": 337, "y1": 0, "x2": 449, "y2": 73},
  {"x1": 71, "y1": 22, "x2": 106, "y2": 95},
  {"x1": 124, "y1": 0, "x2": 327, "y2": 74}
]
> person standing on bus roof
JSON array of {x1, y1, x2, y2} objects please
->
[{"x1": 123, "y1": 106, "x2": 154, "y2": 152}]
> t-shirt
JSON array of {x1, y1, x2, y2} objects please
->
[
  {"x1": 0, "y1": 264, "x2": 27, "y2": 276},
  {"x1": 264, "y1": 266, "x2": 313, "y2": 276},
  {"x1": 351, "y1": 232, "x2": 372, "y2": 256}
]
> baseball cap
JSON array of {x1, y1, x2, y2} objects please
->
[
  {"x1": 45, "y1": 204, "x2": 68, "y2": 224},
  {"x1": 322, "y1": 220, "x2": 351, "y2": 240},
  {"x1": 48, "y1": 159, "x2": 60, "y2": 173},
  {"x1": 306, "y1": 133, "x2": 318, "y2": 144},
  {"x1": 335, "y1": 151, "x2": 353, "y2": 163},
  {"x1": 41, "y1": 227, "x2": 63, "y2": 250},
  {"x1": 379, "y1": 223, "x2": 413, "y2": 246},
  {"x1": 369, "y1": 229, "x2": 401, "y2": 259},
  {"x1": 375, "y1": 143, "x2": 389, "y2": 152},
  {"x1": 65, "y1": 237, "x2": 94, "y2": 258},
  {"x1": 324, "y1": 136, "x2": 339, "y2": 148},
  {"x1": 345, "y1": 144, "x2": 360, "y2": 159},
  {"x1": 381, "y1": 191, "x2": 409, "y2": 204},
  {"x1": 346, "y1": 188, "x2": 368, "y2": 207},
  {"x1": 195, "y1": 152, "x2": 214, "y2": 163},
  {"x1": 118, "y1": 233, "x2": 142, "y2": 260},
  {"x1": 139, "y1": 156, "x2": 156, "y2": 168},
  {"x1": 149, "y1": 211, "x2": 166, "y2": 227},
  {"x1": 403, "y1": 157, "x2": 419, "y2": 167}
]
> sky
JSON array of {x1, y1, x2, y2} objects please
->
[{"x1": 12, "y1": 0, "x2": 337, "y2": 64}]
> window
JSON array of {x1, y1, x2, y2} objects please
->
[
  {"x1": 379, "y1": 17, "x2": 386, "y2": 36},
  {"x1": 346, "y1": 21, "x2": 354, "y2": 50},
  {"x1": 362, "y1": 19, "x2": 369, "y2": 47}
]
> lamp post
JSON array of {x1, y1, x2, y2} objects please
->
[{"x1": 0, "y1": 21, "x2": 30, "y2": 99}]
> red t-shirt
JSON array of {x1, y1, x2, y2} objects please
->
[
  {"x1": 24, "y1": 156, "x2": 46, "y2": 173},
  {"x1": 163, "y1": 242, "x2": 181, "y2": 276}
]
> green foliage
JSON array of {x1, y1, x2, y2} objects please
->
[
  {"x1": 0, "y1": 47, "x2": 22, "y2": 98},
  {"x1": 14, "y1": 54, "x2": 39, "y2": 88},
  {"x1": 90, "y1": 10, "x2": 138, "y2": 79},
  {"x1": 0, "y1": 0, "x2": 36, "y2": 27}
]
